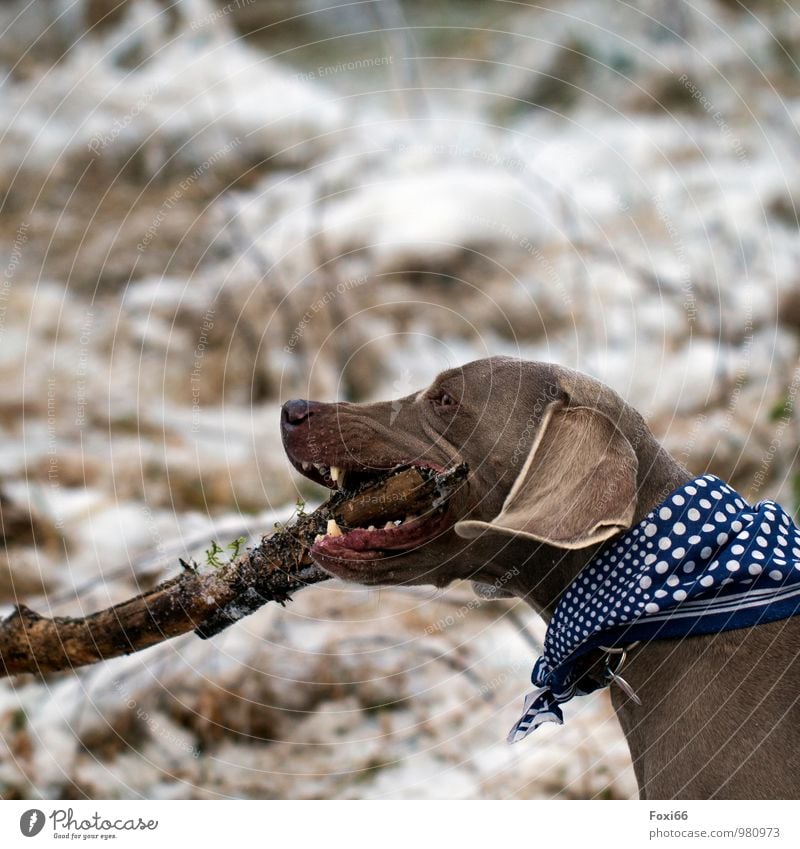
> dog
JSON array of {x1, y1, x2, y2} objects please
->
[{"x1": 281, "y1": 356, "x2": 800, "y2": 799}]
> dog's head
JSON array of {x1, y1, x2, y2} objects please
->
[{"x1": 281, "y1": 356, "x2": 679, "y2": 598}]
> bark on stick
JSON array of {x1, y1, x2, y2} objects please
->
[{"x1": 0, "y1": 465, "x2": 466, "y2": 679}]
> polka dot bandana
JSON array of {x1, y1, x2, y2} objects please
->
[{"x1": 508, "y1": 474, "x2": 800, "y2": 743}]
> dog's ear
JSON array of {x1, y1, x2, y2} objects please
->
[{"x1": 455, "y1": 403, "x2": 638, "y2": 549}]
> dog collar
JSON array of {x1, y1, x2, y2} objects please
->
[{"x1": 508, "y1": 473, "x2": 800, "y2": 743}]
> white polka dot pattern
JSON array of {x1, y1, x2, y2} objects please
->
[{"x1": 508, "y1": 474, "x2": 800, "y2": 744}]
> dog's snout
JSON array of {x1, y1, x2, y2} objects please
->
[{"x1": 281, "y1": 399, "x2": 313, "y2": 426}]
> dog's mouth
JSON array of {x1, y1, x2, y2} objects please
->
[{"x1": 287, "y1": 451, "x2": 453, "y2": 564}]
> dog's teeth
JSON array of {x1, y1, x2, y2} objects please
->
[
  {"x1": 367, "y1": 525, "x2": 376, "y2": 531},
  {"x1": 302, "y1": 462, "x2": 311, "y2": 471},
  {"x1": 384, "y1": 521, "x2": 395, "y2": 530},
  {"x1": 313, "y1": 534, "x2": 324, "y2": 544},
  {"x1": 326, "y1": 519, "x2": 343, "y2": 537},
  {"x1": 394, "y1": 519, "x2": 402, "y2": 526},
  {"x1": 330, "y1": 466, "x2": 341, "y2": 484}
]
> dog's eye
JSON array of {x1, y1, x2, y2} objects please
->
[{"x1": 430, "y1": 390, "x2": 457, "y2": 409}]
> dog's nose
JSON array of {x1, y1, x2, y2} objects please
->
[{"x1": 281, "y1": 399, "x2": 314, "y2": 427}]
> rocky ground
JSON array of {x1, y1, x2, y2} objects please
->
[{"x1": 1, "y1": 0, "x2": 799, "y2": 798}]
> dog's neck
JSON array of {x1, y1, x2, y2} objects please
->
[{"x1": 499, "y1": 440, "x2": 800, "y2": 799}]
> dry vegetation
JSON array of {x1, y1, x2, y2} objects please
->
[{"x1": 1, "y1": 0, "x2": 799, "y2": 799}]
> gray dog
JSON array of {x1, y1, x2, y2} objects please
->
[{"x1": 281, "y1": 356, "x2": 800, "y2": 800}]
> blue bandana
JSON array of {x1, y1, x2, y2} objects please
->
[{"x1": 508, "y1": 474, "x2": 800, "y2": 743}]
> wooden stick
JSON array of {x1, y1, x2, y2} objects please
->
[{"x1": 0, "y1": 465, "x2": 467, "y2": 679}]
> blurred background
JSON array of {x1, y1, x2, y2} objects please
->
[{"x1": 1, "y1": 0, "x2": 800, "y2": 800}]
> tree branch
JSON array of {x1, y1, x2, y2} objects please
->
[{"x1": 0, "y1": 465, "x2": 467, "y2": 679}]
